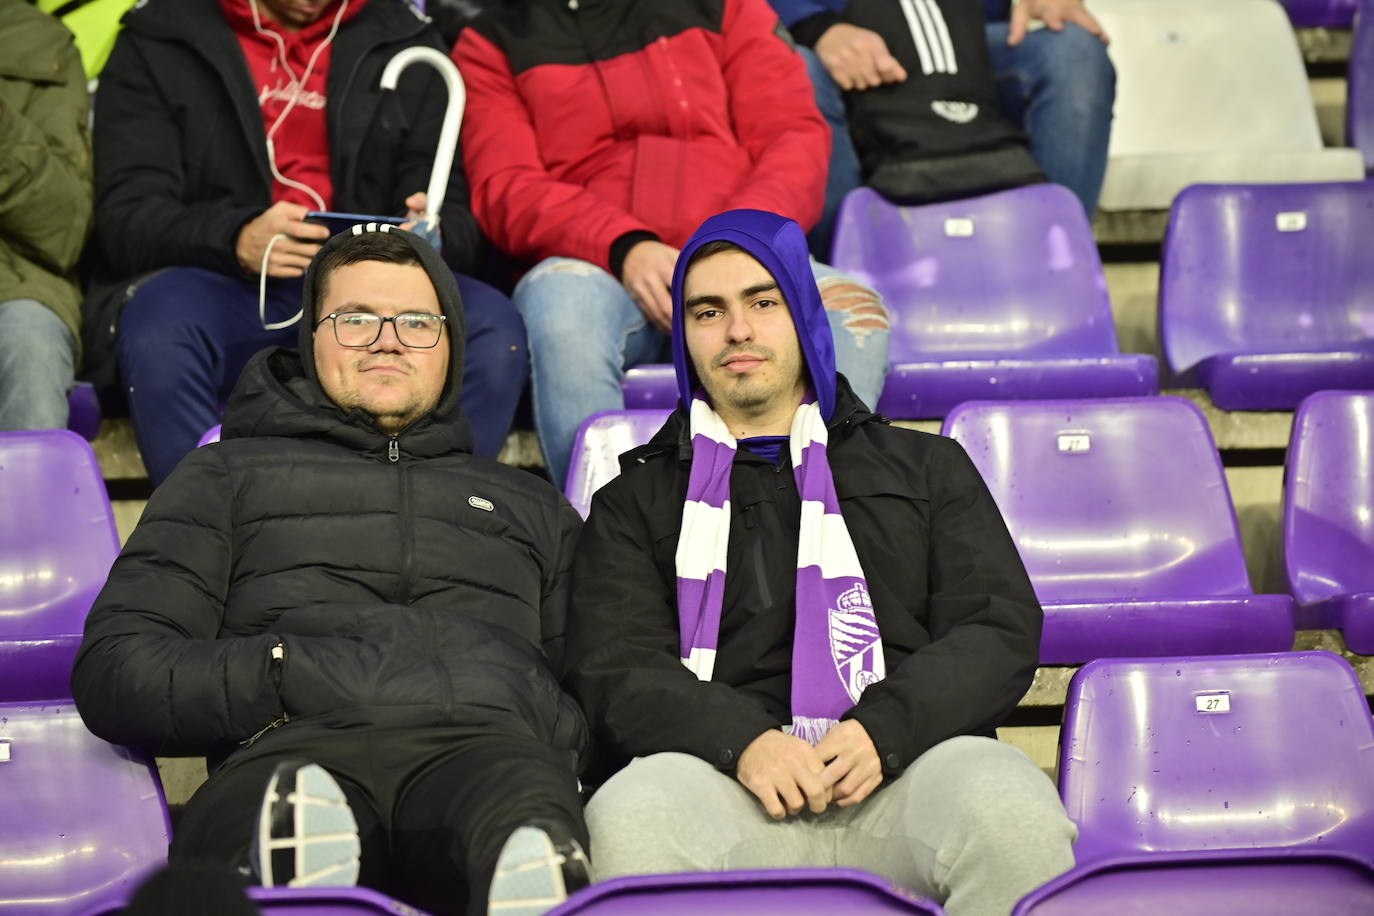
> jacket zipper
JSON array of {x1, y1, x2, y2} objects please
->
[{"x1": 394, "y1": 438, "x2": 414, "y2": 605}]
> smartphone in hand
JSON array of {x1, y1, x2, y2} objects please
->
[{"x1": 304, "y1": 211, "x2": 408, "y2": 237}]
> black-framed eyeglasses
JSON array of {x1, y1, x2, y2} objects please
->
[{"x1": 316, "y1": 311, "x2": 448, "y2": 349}]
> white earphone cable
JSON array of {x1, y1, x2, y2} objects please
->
[
  {"x1": 248, "y1": 0, "x2": 350, "y2": 330},
  {"x1": 260, "y1": 233, "x2": 305, "y2": 331},
  {"x1": 248, "y1": 0, "x2": 350, "y2": 213}
]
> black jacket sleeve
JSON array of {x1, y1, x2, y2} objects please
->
[
  {"x1": 567, "y1": 478, "x2": 780, "y2": 771},
  {"x1": 845, "y1": 436, "x2": 1042, "y2": 774},
  {"x1": 92, "y1": 36, "x2": 260, "y2": 279},
  {"x1": 71, "y1": 448, "x2": 283, "y2": 754}
]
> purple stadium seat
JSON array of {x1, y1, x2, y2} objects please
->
[
  {"x1": 621, "y1": 364, "x2": 678, "y2": 409},
  {"x1": 1283, "y1": 390, "x2": 1374, "y2": 645},
  {"x1": 78, "y1": 880, "x2": 435, "y2": 915},
  {"x1": 622, "y1": 185, "x2": 1159, "y2": 417},
  {"x1": 942, "y1": 398, "x2": 1294, "y2": 664},
  {"x1": 0, "y1": 701, "x2": 170, "y2": 914},
  {"x1": 829, "y1": 185, "x2": 1156, "y2": 418},
  {"x1": 65, "y1": 382, "x2": 102, "y2": 441},
  {"x1": 563, "y1": 409, "x2": 671, "y2": 517},
  {"x1": 0, "y1": 430, "x2": 120, "y2": 701},
  {"x1": 1279, "y1": 0, "x2": 1359, "y2": 27},
  {"x1": 247, "y1": 887, "x2": 429, "y2": 914},
  {"x1": 1057, "y1": 653, "x2": 1374, "y2": 863},
  {"x1": 1160, "y1": 182, "x2": 1374, "y2": 409},
  {"x1": 198, "y1": 423, "x2": 223, "y2": 447},
  {"x1": 1014, "y1": 849, "x2": 1374, "y2": 915},
  {"x1": 547, "y1": 869, "x2": 945, "y2": 915},
  {"x1": 1353, "y1": 3, "x2": 1374, "y2": 175}
]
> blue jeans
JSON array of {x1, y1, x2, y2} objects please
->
[
  {"x1": 801, "y1": 46, "x2": 864, "y2": 261},
  {"x1": 802, "y1": 21, "x2": 1115, "y2": 255},
  {"x1": 118, "y1": 267, "x2": 527, "y2": 484},
  {"x1": 984, "y1": 22, "x2": 1115, "y2": 215},
  {"x1": 513, "y1": 258, "x2": 890, "y2": 489},
  {"x1": 0, "y1": 299, "x2": 76, "y2": 431}
]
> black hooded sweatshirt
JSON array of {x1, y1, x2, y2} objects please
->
[{"x1": 72, "y1": 229, "x2": 587, "y2": 771}]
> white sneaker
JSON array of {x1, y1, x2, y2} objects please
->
[
  {"x1": 487, "y1": 825, "x2": 591, "y2": 916},
  {"x1": 252, "y1": 761, "x2": 361, "y2": 888}
]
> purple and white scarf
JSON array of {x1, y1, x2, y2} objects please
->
[{"x1": 675, "y1": 393, "x2": 886, "y2": 745}]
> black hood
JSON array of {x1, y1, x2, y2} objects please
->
[{"x1": 222, "y1": 227, "x2": 473, "y2": 457}]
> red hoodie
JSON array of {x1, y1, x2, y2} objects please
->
[{"x1": 220, "y1": 0, "x2": 368, "y2": 209}]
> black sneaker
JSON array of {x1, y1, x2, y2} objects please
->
[
  {"x1": 487, "y1": 825, "x2": 591, "y2": 915},
  {"x1": 252, "y1": 761, "x2": 360, "y2": 888}
]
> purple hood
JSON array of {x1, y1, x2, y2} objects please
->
[{"x1": 670, "y1": 209, "x2": 837, "y2": 422}]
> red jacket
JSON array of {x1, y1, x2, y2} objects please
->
[{"x1": 453, "y1": 0, "x2": 829, "y2": 274}]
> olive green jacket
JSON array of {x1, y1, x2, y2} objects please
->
[{"x1": 0, "y1": 0, "x2": 92, "y2": 353}]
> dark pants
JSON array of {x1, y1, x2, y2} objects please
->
[
  {"x1": 172, "y1": 729, "x2": 587, "y2": 916},
  {"x1": 118, "y1": 267, "x2": 528, "y2": 484}
]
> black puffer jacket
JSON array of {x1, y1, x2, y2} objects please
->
[
  {"x1": 568, "y1": 379, "x2": 1040, "y2": 778},
  {"x1": 73, "y1": 230, "x2": 586, "y2": 769}
]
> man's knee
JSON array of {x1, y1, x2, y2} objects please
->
[
  {"x1": 1035, "y1": 24, "x2": 1116, "y2": 108},
  {"x1": 514, "y1": 258, "x2": 623, "y2": 340},
  {"x1": 817, "y1": 276, "x2": 890, "y2": 334},
  {"x1": 904, "y1": 736, "x2": 1073, "y2": 837},
  {"x1": 118, "y1": 269, "x2": 225, "y2": 362},
  {"x1": 0, "y1": 300, "x2": 74, "y2": 366},
  {"x1": 587, "y1": 753, "x2": 759, "y2": 878},
  {"x1": 587, "y1": 752, "x2": 722, "y2": 829}
]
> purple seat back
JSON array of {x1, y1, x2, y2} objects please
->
[
  {"x1": 65, "y1": 382, "x2": 103, "y2": 441},
  {"x1": 1283, "y1": 390, "x2": 1374, "y2": 610},
  {"x1": 0, "y1": 702, "x2": 170, "y2": 914},
  {"x1": 1014, "y1": 849, "x2": 1374, "y2": 915},
  {"x1": 942, "y1": 398, "x2": 1252, "y2": 603},
  {"x1": 246, "y1": 886, "x2": 427, "y2": 913},
  {"x1": 830, "y1": 184, "x2": 1122, "y2": 362},
  {"x1": 549, "y1": 868, "x2": 945, "y2": 915},
  {"x1": 1279, "y1": 0, "x2": 1359, "y2": 26},
  {"x1": 197, "y1": 424, "x2": 223, "y2": 448},
  {"x1": 0, "y1": 431, "x2": 119, "y2": 699},
  {"x1": 1160, "y1": 182, "x2": 1374, "y2": 378},
  {"x1": 1059, "y1": 653, "x2": 1374, "y2": 865},
  {"x1": 1353, "y1": 4, "x2": 1374, "y2": 175},
  {"x1": 564, "y1": 409, "x2": 672, "y2": 518}
]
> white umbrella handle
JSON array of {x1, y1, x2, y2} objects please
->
[{"x1": 380, "y1": 46, "x2": 466, "y2": 230}]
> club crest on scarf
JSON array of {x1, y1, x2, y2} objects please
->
[{"x1": 828, "y1": 581, "x2": 885, "y2": 704}]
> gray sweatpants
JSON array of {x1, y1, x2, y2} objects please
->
[{"x1": 585, "y1": 735, "x2": 1077, "y2": 916}]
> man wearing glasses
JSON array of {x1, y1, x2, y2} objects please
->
[{"x1": 73, "y1": 227, "x2": 591, "y2": 916}]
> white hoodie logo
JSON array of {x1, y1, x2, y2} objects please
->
[{"x1": 932, "y1": 101, "x2": 979, "y2": 124}]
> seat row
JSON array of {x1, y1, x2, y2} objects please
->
[
  {"x1": 1, "y1": 411, "x2": 1372, "y2": 911},
  {"x1": 62, "y1": 177, "x2": 1374, "y2": 449},
  {"x1": 568, "y1": 390, "x2": 1374, "y2": 661},
  {"x1": 6, "y1": 651, "x2": 1374, "y2": 914},
  {"x1": 621, "y1": 178, "x2": 1374, "y2": 420}
]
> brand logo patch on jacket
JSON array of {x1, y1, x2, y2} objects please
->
[
  {"x1": 931, "y1": 101, "x2": 978, "y2": 124},
  {"x1": 468, "y1": 495, "x2": 495, "y2": 512}
]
